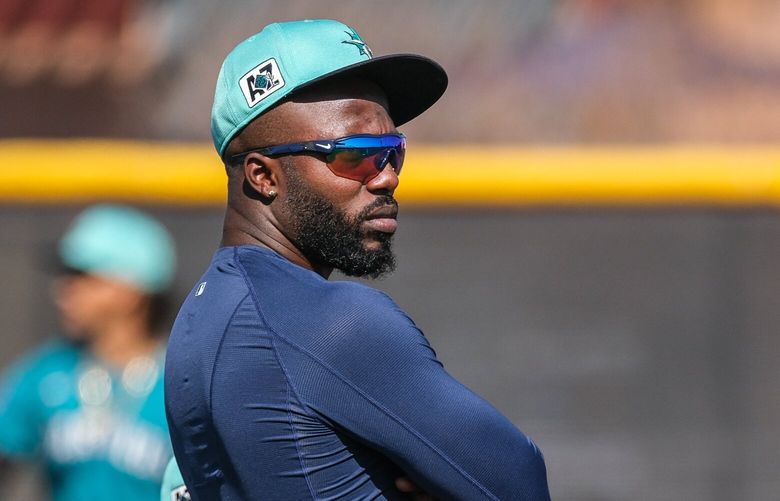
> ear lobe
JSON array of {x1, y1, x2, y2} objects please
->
[
  {"x1": 243, "y1": 153, "x2": 275, "y2": 193},
  {"x1": 243, "y1": 153, "x2": 281, "y2": 203}
]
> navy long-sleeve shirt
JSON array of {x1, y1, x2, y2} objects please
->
[{"x1": 165, "y1": 246, "x2": 550, "y2": 500}]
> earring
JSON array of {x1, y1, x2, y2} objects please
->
[{"x1": 267, "y1": 190, "x2": 277, "y2": 199}]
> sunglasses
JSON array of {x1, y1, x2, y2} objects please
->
[{"x1": 230, "y1": 133, "x2": 406, "y2": 184}]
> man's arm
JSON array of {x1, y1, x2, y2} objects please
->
[{"x1": 280, "y1": 289, "x2": 550, "y2": 501}]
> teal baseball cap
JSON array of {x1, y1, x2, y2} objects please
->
[
  {"x1": 211, "y1": 19, "x2": 448, "y2": 157},
  {"x1": 58, "y1": 205, "x2": 176, "y2": 294}
]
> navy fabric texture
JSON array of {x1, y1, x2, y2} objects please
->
[{"x1": 165, "y1": 246, "x2": 550, "y2": 500}]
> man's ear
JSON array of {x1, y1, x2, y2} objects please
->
[{"x1": 243, "y1": 153, "x2": 280, "y2": 202}]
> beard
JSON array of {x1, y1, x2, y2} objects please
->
[{"x1": 283, "y1": 168, "x2": 397, "y2": 279}]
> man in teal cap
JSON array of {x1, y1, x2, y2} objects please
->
[
  {"x1": 166, "y1": 19, "x2": 550, "y2": 500},
  {"x1": 0, "y1": 204, "x2": 176, "y2": 500}
]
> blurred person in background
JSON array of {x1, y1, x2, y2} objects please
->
[
  {"x1": 160, "y1": 457, "x2": 188, "y2": 501},
  {"x1": 0, "y1": 204, "x2": 176, "y2": 500}
]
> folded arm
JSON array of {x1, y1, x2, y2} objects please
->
[{"x1": 280, "y1": 291, "x2": 550, "y2": 501}]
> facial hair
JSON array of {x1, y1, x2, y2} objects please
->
[{"x1": 283, "y1": 169, "x2": 397, "y2": 279}]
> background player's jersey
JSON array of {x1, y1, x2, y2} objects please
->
[
  {"x1": 166, "y1": 246, "x2": 550, "y2": 500},
  {"x1": 0, "y1": 340, "x2": 171, "y2": 501},
  {"x1": 160, "y1": 457, "x2": 189, "y2": 501}
]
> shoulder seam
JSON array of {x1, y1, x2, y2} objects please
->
[
  {"x1": 232, "y1": 248, "x2": 317, "y2": 499},
  {"x1": 207, "y1": 288, "x2": 252, "y2": 416},
  {"x1": 270, "y1": 335, "x2": 317, "y2": 501},
  {"x1": 233, "y1": 247, "x2": 276, "y2": 335}
]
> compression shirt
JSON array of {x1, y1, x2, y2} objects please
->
[{"x1": 165, "y1": 246, "x2": 550, "y2": 500}]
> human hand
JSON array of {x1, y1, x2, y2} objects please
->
[{"x1": 395, "y1": 476, "x2": 435, "y2": 501}]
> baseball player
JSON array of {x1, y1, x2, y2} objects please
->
[{"x1": 165, "y1": 20, "x2": 550, "y2": 500}]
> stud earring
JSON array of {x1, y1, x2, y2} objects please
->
[{"x1": 267, "y1": 190, "x2": 277, "y2": 199}]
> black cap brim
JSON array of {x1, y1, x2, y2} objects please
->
[{"x1": 290, "y1": 54, "x2": 448, "y2": 127}]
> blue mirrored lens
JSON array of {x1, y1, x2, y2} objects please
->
[
  {"x1": 331, "y1": 134, "x2": 405, "y2": 170},
  {"x1": 324, "y1": 134, "x2": 406, "y2": 182}
]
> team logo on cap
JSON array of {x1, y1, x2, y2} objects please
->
[
  {"x1": 239, "y1": 58, "x2": 285, "y2": 108},
  {"x1": 342, "y1": 29, "x2": 373, "y2": 58}
]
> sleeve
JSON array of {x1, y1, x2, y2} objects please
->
[
  {"x1": 0, "y1": 355, "x2": 46, "y2": 459},
  {"x1": 278, "y1": 287, "x2": 551, "y2": 501}
]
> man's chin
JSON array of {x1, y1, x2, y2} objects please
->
[
  {"x1": 59, "y1": 324, "x2": 92, "y2": 343},
  {"x1": 330, "y1": 241, "x2": 396, "y2": 279},
  {"x1": 361, "y1": 237, "x2": 391, "y2": 253}
]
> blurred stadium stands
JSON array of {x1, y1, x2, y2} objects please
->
[
  {"x1": 2, "y1": 1, "x2": 780, "y2": 500},
  {"x1": 1, "y1": 0, "x2": 780, "y2": 142}
]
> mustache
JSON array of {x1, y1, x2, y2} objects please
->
[{"x1": 356, "y1": 195, "x2": 398, "y2": 222}]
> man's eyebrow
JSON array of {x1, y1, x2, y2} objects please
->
[{"x1": 338, "y1": 108, "x2": 395, "y2": 130}]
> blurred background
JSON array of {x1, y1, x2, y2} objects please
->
[{"x1": 1, "y1": 0, "x2": 780, "y2": 500}]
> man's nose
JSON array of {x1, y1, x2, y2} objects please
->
[{"x1": 366, "y1": 159, "x2": 400, "y2": 194}]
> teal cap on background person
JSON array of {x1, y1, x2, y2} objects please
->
[
  {"x1": 58, "y1": 204, "x2": 176, "y2": 294},
  {"x1": 211, "y1": 19, "x2": 448, "y2": 157}
]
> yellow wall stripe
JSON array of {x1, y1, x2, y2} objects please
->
[{"x1": 1, "y1": 140, "x2": 780, "y2": 206}]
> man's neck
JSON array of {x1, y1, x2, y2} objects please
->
[{"x1": 221, "y1": 205, "x2": 333, "y2": 278}]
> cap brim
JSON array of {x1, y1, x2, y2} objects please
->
[{"x1": 290, "y1": 54, "x2": 448, "y2": 127}]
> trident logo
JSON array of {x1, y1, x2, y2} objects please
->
[{"x1": 342, "y1": 29, "x2": 373, "y2": 58}]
